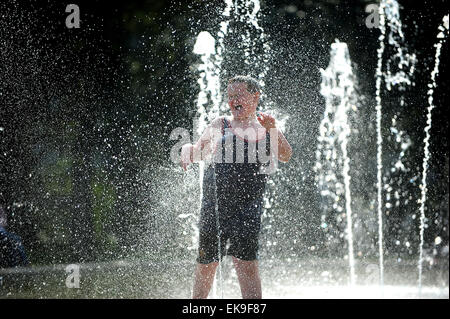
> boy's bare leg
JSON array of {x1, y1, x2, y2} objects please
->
[
  {"x1": 232, "y1": 257, "x2": 262, "y2": 299},
  {"x1": 192, "y1": 262, "x2": 219, "y2": 299}
]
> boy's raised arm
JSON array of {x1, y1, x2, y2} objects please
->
[
  {"x1": 180, "y1": 117, "x2": 223, "y2": 171},
  {"x1": 257, "y1": 112, "x2": 292, "y2": 163}
]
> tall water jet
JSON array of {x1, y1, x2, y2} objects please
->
[
  {"x1": 192, "y1": 15, "x2": 230, "y2": 299},
  {"x1": 315, "y1": 40, "x2": 357, "y2": 286},
  {"x1": 383, "y1": 0, "x2": 416, "y2": 225},
  {"x1": 418, "y1": 14, "x2": 449, "y2": 296},
  {"x1": 228, "y1": 0, "x2": 271, "y2": 88},
  {"x1": 376, "y1": 0, "x2": 425, "y2": 290},
  {"x1": 374, "y1": 0, "x2": 417, "y2": 288},
  {"x1": 374, "y1": 0, "x2": 387, "y2": 289},
  {"x1": 383, "y1": 1, "x2": 416, "y2": 92}
]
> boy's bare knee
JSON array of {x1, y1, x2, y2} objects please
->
[{"x1": 196, "y1": 262, "x2": 219, "y2": 280}]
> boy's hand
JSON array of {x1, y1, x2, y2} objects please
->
[
  {"x1": 180, "y1": 144, "x2": 193, "y2": 171},
  {"x1": 257, "y1": 112, "x2": 276, "y2": 130}
]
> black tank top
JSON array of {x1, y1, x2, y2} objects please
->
[{"x1": 213, "y1": 117, "x2": 271, "y2": 216}]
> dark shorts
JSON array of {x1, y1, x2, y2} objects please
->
[{"x1": 196, "y1": 166, "x2": 263, "y2": 264}]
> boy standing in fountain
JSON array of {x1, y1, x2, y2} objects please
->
[{"x1": 180, "y1": 75, "x2": 292, "y2": 299}]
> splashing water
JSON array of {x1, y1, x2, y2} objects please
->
[
  {"x1": 1, "y1": 0, "x2": 448, "y2": 300},
  {"x1": 316, "y1": 40, "x2": 357, "y2": 285},
  {"x1": 418, "y1": 14, "x2": 449, "y2": 296}
]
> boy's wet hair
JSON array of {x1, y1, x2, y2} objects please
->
[{"x1": 228, "y1": 75, "x2": 261, "y2": 93}]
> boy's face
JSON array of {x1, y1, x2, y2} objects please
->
[{"x1": 227, "y1": 82, "x2": 260, "y2": 120}]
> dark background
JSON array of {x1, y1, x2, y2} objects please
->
[{"x1": 0, "y1": 0, "x2": 448, "y2": 265}]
